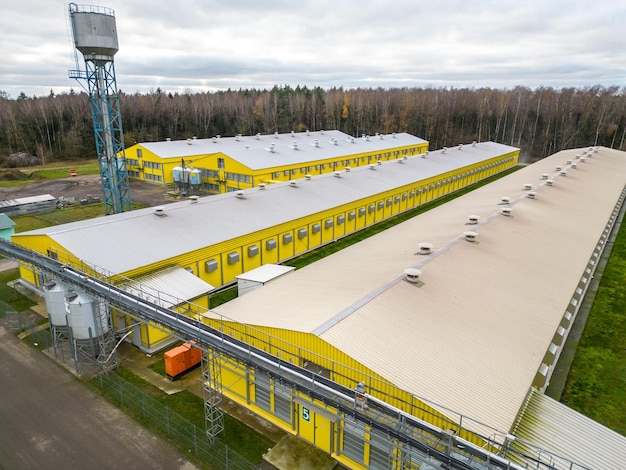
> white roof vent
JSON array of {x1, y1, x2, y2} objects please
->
[
  {"x1": 154, "y1": 206, "x2": 165, "y2": 217},
  {"x1": 442, "y1": 147, "x2": 447, "y2": 154},
  {"x1": 291, "y1": 130, "x2": 295, "y2": 137},
  {"x1": 350, "y1": 137, "x2": 355, "y2": 143},
  {"x1": 334, "y1": 171, "x2": 342, "y2": 178},
  {"x1": 236, "y1": 190, "x2": 245, "y2": 199},
  {"x1": 541, "y1": 173, "x2": 549, "y2": 179},
  {"x1": 560, "y1": 170, "x2": 568, "y2": 176},
  {"x1": 289, "y1": 181, "x2": 297, "y2": 188},
  {"x1": 258, "y1": 183, "x2": 266, "y2": 190},
  {"x1": 464, "y1": 231, "x2": 478, "y2": 242},
  {"x1": 189, "y1": 195, "x2": 199, "y2": 204},
  {"x1": 555, "y1": 166, "x2": 562, "y2": 171},
  {"x1": 212, "y1": 136, "x2": 217, "y2": 143},
  {"x1": 404, "y1": 268, "x2": 422, "y2": 284},
  {"x1": 369, "y1": 164, "x2": 376, "y2": 170},
  {"x1": 306, "y1": 129, "x2": 310, "y2": 136},
  {"x1": 291, "y1": 141, "x2": 298, "y2": 150},
  {"x1": 377, "y1": 160, "x2": 382, "y2": 166},
  {"x1": 305, "y1": 174, "x2": 312, "y2": 180},
  {"x1": 314, "y1": 139, "x2": 319, "y2": 147},
  {"x1": 500, "y1": 196, "x2": 511, "y2": 204},
  {"x1": 269, "y1": 142, "x2": 276, "y2": 153},
  {"x1": 193, "y1": 136, "x2": 198, "y2": 140},
  {"x1": 501, "y1": 207, "x2": 512, "y2": 216},
  {"x1": 418, "y1": 242, "x2": 433, "y2": 255},
  {"x1": 527, "y1": 191, "x2": 537, "y2": 199},
  {"x1": 166, "y1": 137, "x2": 171, "y2": 142},
  {"x1": 472, "y1": 140, "x2": 477, "y2": 146},
  {"x1": 274, "y1": 131, "x2": 279, "y2": 138},
  {"x1": 320, "y1": 129, "x2": 325, "y2": 135},
  {"x1": 366, "y1": 135, "x2": 370, "y2": 141},
  {"x1": 186, "y1": 138, "x2": 192, "y2": 145},
  {"x1": 392, "y1": 132, "x2": 396, "y2": 138},
  {"x1": 566, "y1": 159, "x2": 572, "y2": 165},
  {"x1": 524, "y1": 183, "x2": 533, "y2": 190},
  {"x1": 333, "y1": 138, "x2": 338, "y2": 145},
  {"x1": 593, "y1": 147, "x2": 599, "y2": 153},
  {"x1": 580, "y1": 157, "x2": 586, "y2": 163},
  {"x1": 458, "y1": 143, "x2": 463, "y2": 150},
  {"x1": 546, "y1": 179, "x2": 554, "y2": 186},
  {"x1": 235, "y1": 134, "x2": 242, "y2": 141},
  {"x1": 345, "y1": 166, "x2": 351, "y2": 172},
  {"x1": 571, "y1": 163, "x2": 578, "y2": 169},
  {"x1": 468, "y1": 215, "x2": 480, "y2": 224},
  {"x1": 256, "y1": 133, "x2": 261, "y2": 140},
  {"x1": 397, "y1": 158, "x2": 404, "y2": 164}
]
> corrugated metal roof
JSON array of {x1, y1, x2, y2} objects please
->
[
  {"x1": 511, "y1": 389, "x2": 626, "y2": 470},
  {"x1": 0, "y1": 194, "x2": 55, "y2": 208},
  {"x1": 235, "y1": 264, "x2": 295, "y2": 283},
  {"x1": 0, "y1": 213, "x2": 16, "y2": 229},
  {"x1": 213, "y1": 146, "x2": 626, "y2": 437},
  {"x1": 14, "y1": 141, "x2": 515, "y2": 275},
  {"x1": 119, "y1": 266, "x2": 213, "y2": 309},
  {"x1": 139, "y1": 130, "x2": 427, "y2": 170}
]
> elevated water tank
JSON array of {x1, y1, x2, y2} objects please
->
[
  {"x1": 65, "y1": 291, "x2": 110, "y2": 340},
  {"x1": 69, "y1": 3, "x2": 119, "y2": 61},
  {"x1": 43, "y1": 281, "x2": 72, "y2": 327}
]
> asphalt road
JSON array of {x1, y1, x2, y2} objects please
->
[{"x1": 0, "y1": 323, "x2": 197, "y2": 470}]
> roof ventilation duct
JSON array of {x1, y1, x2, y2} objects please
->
[
  {"x1": 566, "y1": 159, "x2": 572, "y2": 165},
  {"x1": 464, "y1": 231, "x2": 478, "y2": 242},
  {"x1": 501, "y1": 207, "x2": 512, "y2": 216},
  {"x1": 500, "y1": 196, "x2": 511, "y2": 204},
  {"x1": 580, "y1": 157, "x2": 586, "y2": 163},
  {"x1": 524, "y1": 183, "x2": 533, "y2": 190},
  {"x1": 541, "y1": 173, "x2": 549, "y2": 180},
  {"x1": 186, "y1": 138, "x2": 192, "y2": 145},
  {"x1": 546, "y1": 179, "x2": 554, "y2": 186},
  {"x1": 289, "y1": 181, "x2": 297, "y2": 188},
  {"x1": 468, "y1": 215, "x2": 480, "y2": 225},
  {"x1": 369, "y1": 164, "x2": 376, "y2": 170},
  {"x1": 560, "y1": 170, "x2": 568, "y2": 176},
  {"x1": 189, "y1": 195, "x2": 199, "y2": 204},
  {"x1": 418, "y1": 242, "x2": 433, "y2": 255},
  {"x1": 527, "y1": 191, "x2": 537, "y2": 199},
  {"x1": 236, "y1": 191, "x2": 245, "y2": 199},
  {"x1": 154, "y1": 206, "x2": 165, "y2": 217},
  {"x1": 555, "y1": 166, "x2": 562, "y2": 171},
  {"x1": 334, "y1": 172, "x2": 342, "y2": 178},
  {"x1": 259, "y1": 183, "x2": 266, "y2": 190},
  {"x1": 404, "y1": 268, "x2": 422, "y2": 284},
  {"x1": 305, "y1": 174, "x2": 312, "y2": 180},
  {"x1": 571, "y1": 163, "x2": 578, "y2": 169},
  {"x1": 345, "y1": 166, "x2": 351, "y2": 172},
  {"x1": 458, "y1": 144, "x2": 463, "y2": 150}
]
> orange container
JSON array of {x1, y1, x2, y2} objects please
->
[{"x1": 164, "y1": 342, "x2": 201, "y2": 379}]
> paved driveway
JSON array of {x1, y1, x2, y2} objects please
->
[{"x1": 0, "y1": 324, "x2": 197, "y2": 470}]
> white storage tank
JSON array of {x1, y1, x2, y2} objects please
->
[
  {"x1": 65, "y1": 291, "x2": 110, "y2": 340},
  {"x1": 43, "y1": 281, "x2": 71, "y2": 327}
]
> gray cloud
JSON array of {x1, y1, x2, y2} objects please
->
[{"x1": 1, "y1": 0, "x2": 625, "y2": 99}]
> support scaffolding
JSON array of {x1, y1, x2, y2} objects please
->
[{"x1": 202, "y1": 349, "x2": 225, "y2": 443}]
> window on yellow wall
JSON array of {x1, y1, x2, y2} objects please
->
[{"x1": 137, "y1": 149, "x2": 142, "y2": 158}]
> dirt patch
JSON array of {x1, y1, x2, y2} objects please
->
[{"x1": 0, "y1": 174, "x2": 178, "y2": 208}]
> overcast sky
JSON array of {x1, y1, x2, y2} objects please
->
[{"x1": 1, "y1": 0, "x2": 625, "y2": 99}]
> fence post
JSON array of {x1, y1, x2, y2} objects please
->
[
  {"x1": 193, "y1": 424, "x2": 198, "y2": 454},
  {"x1": 166, "y1": 406, "x2": 170, "y2": 436},
  {"x1": 225, "y1": 444, "x2": 229, "y2": 469},
  {"x1": 141, "y1": 394, "x2": 145, "y2": 419}
]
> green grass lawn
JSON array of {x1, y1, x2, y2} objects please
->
[
  {"x1": 561, "y1": 223, "x2": 626, "y2": 436},
  {"x1": 0, "y1": 269, "x2": 36, "y2": 313}
]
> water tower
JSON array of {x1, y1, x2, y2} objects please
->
[{"x1": 68, "y1": 3, "x2": 132, "y2": 215}]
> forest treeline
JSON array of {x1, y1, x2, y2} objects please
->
[{"x1": 1, "y1": 85, "x2": 625, "y2": 165}]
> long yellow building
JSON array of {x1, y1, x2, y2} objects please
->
[
  {"x1": 12, "y1": 140, "x2": 524, "y2": 468},
  {"x1": 123, "y1": 130, "x2": 429, "y2": 193}
]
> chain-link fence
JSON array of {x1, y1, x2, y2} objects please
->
[
  {"x1": 93, "y1": 372, "x2": 260, "y2": 470},
  {"x1": 0, "y1": 300, "x2": 54, "y2": 350}
]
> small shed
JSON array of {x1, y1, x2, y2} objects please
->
[
  {"x1": 0, "y1": 213, "x2": 16, "y2": 241},
  {"x1": 235, "y1": 264, "x2": 295, "y2": 296}
]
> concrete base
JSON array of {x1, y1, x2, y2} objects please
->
[{"x1": 263, "y1": 434, "x2": 337, "y2": 470}]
